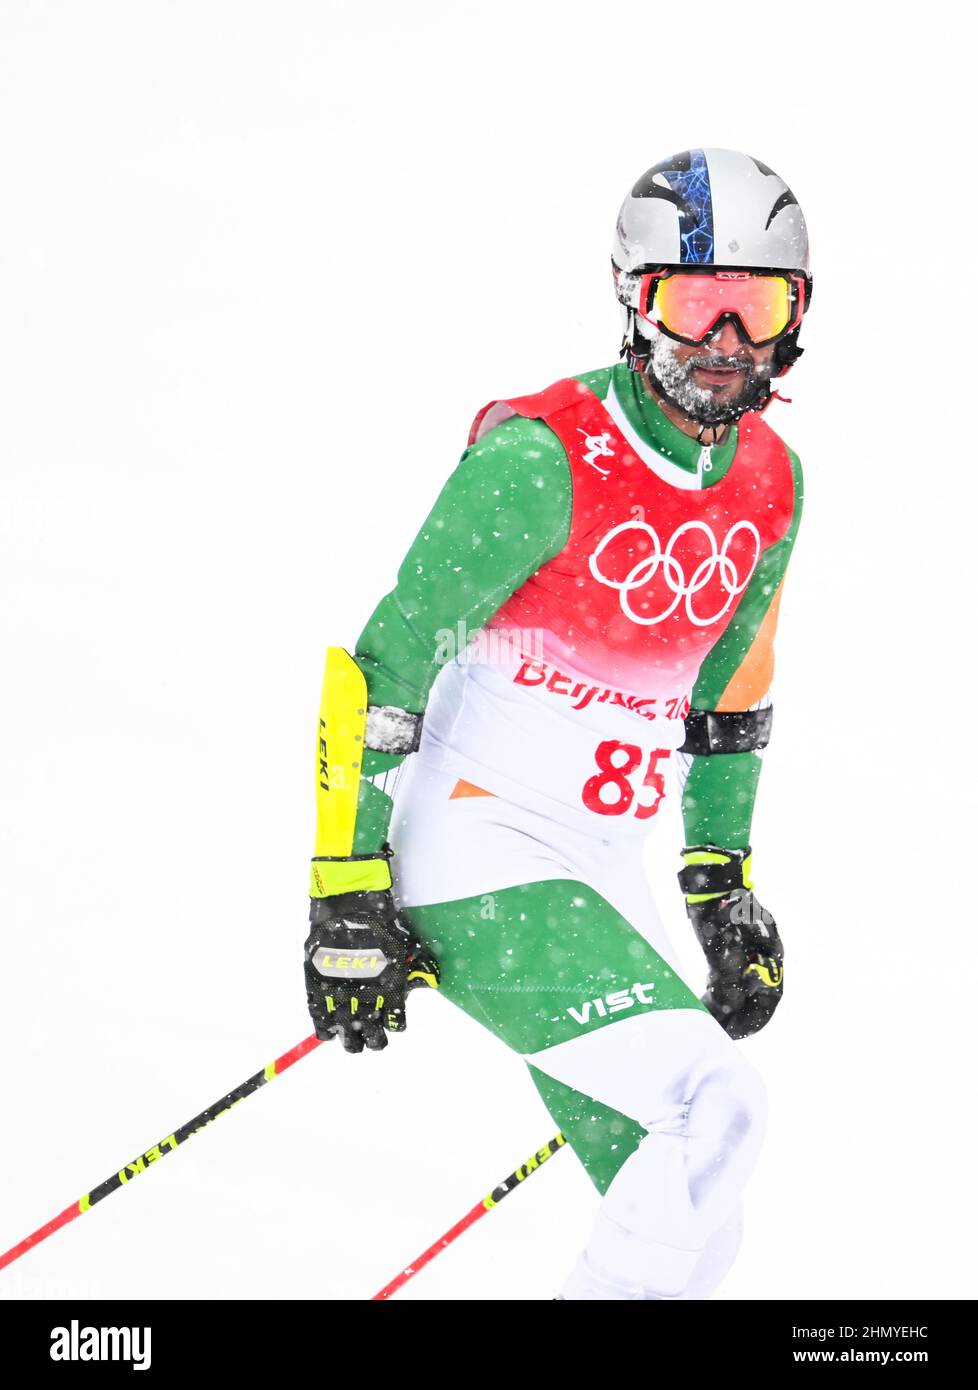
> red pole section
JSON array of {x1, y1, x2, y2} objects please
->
[
  {"x1": 0, "y1": 1033, "x2": 324, "y2": 1273},
  {"x1": 372, "y1": 1132, "x2": 566, "y2": 1300}
]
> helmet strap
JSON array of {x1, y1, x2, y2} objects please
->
[{"x1": 696, "y1": 421, "x2": 727, "y2": 446}]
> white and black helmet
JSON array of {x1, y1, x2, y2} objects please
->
[{"x1": 612, "y1": 147, "x2": 813, "y2": 378}]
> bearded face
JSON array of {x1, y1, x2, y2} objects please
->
[{"x1": 643, "y1": 329, "x2": 777, "y2": 426}]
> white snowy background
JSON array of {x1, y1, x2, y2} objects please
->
[{"x1": 0, "y1": 0, "x2": 974, "y2": 1302}]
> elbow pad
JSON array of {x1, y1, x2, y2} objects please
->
[
  {"x1": 364, "y1": 705, "x2": 424, "y2": 755},
  {"x1": 678, "y1": 705, "x2": 772, "y2": 756}
]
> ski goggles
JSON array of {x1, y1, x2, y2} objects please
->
[{"x1": 636, "y1": 266, "x2": 809, "y2": 347}]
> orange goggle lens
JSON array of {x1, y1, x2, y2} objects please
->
[{"x1": 647, "y1": 271, "x2": 799, "y2": 346}]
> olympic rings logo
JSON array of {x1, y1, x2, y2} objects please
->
[{"x1": 588, "y1": 518, "x2": 761, "y2": 627}]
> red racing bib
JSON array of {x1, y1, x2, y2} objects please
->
[{"x1": 469, "y1": 376, "x2": 795, "y2": 701}]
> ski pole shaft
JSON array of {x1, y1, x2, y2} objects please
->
[
  {"x1": 371, "y1": 1130, "x2": 567, "y2": 1300},
  {"x1": 0, "y1": 1032, "x2": 323, "y2": 1273}
]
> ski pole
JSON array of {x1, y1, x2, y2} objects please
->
[
  {"x1": 3, "y1": 1029, "x2": 568, "y2": 1291},
  {"x1": 372, "y1": 1131, "x2": 567, "y2": 1300},
  {"x1": 0, "y1": 1032, "x2": 324, "y2": 1272}
]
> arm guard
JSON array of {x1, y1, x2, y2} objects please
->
[{"x1": 311, "y1": 647, "x2": 393, "y2": 898}]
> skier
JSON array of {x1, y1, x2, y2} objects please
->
[{"x1": 305, "y1": 147, "x2": 811, "y2": 1300}]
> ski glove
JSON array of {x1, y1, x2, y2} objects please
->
[
  {"x1": 305, "y1": 848, "x2": 440, "y2": 1054},
  {"x1": 678, "y1": 844, "x2": 784, "y2": 1041}
]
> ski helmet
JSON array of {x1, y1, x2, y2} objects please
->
[{"x1": 612, "y1": 148, "x2": 812, "y2": 405}]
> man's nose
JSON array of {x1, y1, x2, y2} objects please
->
[{"x1": 706, "y1": 316, "x2": 749, "y2": 355}]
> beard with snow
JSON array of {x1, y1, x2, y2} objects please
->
[{"x1": 643, "y1": 330, "x2": 775, "y2": 426}]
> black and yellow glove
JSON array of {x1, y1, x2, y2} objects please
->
[
  {"x1": 678, "y1": 844, "x2": 783, "y2": 1041},
  {"x1": 305, "y1": 846, "x2": 440, "y2": 1054}
]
